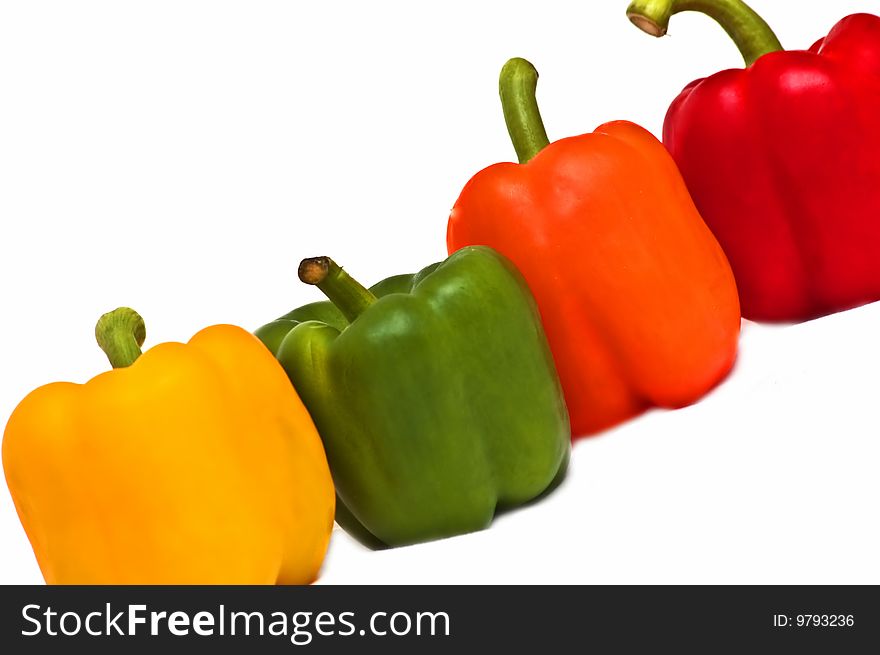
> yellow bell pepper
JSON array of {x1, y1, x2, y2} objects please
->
[{"x1": 2, "y1": 307, "x2": 335, "y2": 584}]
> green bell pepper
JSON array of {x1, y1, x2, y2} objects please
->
[{"x1": 256, "y1": 245, "x2": 570, "y2": 548}]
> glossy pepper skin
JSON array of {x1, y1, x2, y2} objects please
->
[
  {"x1": 257, "y1": 246, "x2": 570, "y2": 548},
  {"x1": 628, "y1": 1, "x2": 880, "y2": 321},
  {"x1": 447, "y1": 58, "x2": 740, "y2": 436},
  {"x1": 2, "y1": 309, "x2": 335, "y2": 584}
]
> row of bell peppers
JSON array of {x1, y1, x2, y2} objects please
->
[{"x1": 4, "y1": 0, "x2": 879, "y2": 583}]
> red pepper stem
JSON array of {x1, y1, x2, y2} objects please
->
[
  {"x1": 95, "y1": 307, "x2": 146, "y2": 369},
  {"x1": 626, "y1": 0, "x2": 783, "y2": 67},
  {"x1": 299, "y1": 257, "x2": 377, "y2": 323},
  {"x1": 499, "y1": 58, "x2": 551, "y2": 164}
]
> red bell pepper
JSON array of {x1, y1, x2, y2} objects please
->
[
  {"x1": 628, "y1": 0, "x2": 880, "y2": 322},
  {"x1": 447, "y1": 58, "x2": 740, "y2": 436}
]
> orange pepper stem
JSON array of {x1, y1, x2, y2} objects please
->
[
  {"x1": 499, "y1": 58, "x2": 550, "y2": 164},
  {"x1": 95, "y1": 307, "x2": 146, "y2": 369},
  {"x1": 626, "y1": 0, "x2": 783, "y2": 67},
  {"x1": 298, "y1": 257, "x2": 377, "y2": 323}
]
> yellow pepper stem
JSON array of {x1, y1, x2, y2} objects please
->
[{"x1": 95, "y1": 307, "x2": 146, "y2": 369}]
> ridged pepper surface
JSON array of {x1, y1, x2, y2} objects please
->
[
  {"x1": 447, "y1": 58, "x2": 740, "y2": 435},
  {"x1": 3, "y1": 308, "x2": 334, "y2": 584},
  {"x1": 257, "y1": 246, "x2": 570, "y2": 548},
  {"x1": 628, "y1": 0, "x2": 880, "y2": 321}
]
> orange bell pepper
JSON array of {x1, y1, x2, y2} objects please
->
[
  {"x1": 2, "y1": 307, "x2": 335, "y2": 584},
  {"x1": 447, "y1": 58, "x2": 741, "y2": 435}
]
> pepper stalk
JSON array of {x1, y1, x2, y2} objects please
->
[
  {"x1": 499, "y1": 57, "x2": 551, "y2": 164},
  {"x1": 95, "y1": 307, "x2": 146, "y2": 369},
  {"x1": 299, "y1": 257, "x2": 378, "y2": 323},
  {"x1": 626, "y1": 0, "x2": 783, "y2": 67}
]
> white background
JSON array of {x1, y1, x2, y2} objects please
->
[{"x1": 1, "y1": 0, "x2": 878, "y2": 584}]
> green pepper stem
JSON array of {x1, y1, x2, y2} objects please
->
[
  {"x1": 298, "y1": 257, "x2": 377, "y2": 323},
  {"x1": 626, "y1": 0, "x2": 783, "y2": 67},
  {"x1": 499, "y1": 58, "x2": 551, "y2": 164},
  {"x1": 95, "y1": 307, "x2": 146, "y2": 369}
]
